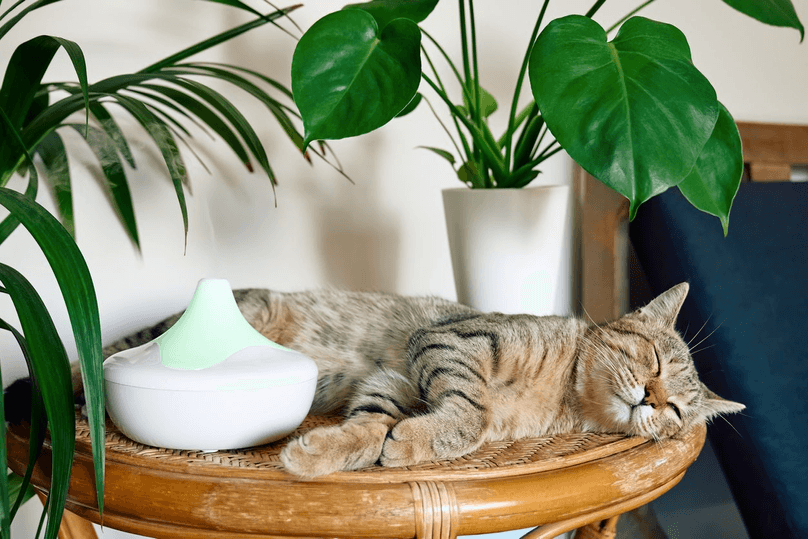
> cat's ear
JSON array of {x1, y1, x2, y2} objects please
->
[
  {"x1": 630, "y1": 282, "x2": 689, "y2": 328},
  {"x1": 698, "y1": 383, "x2": 746, "y2": 419}
]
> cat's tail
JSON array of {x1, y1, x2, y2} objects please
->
[{"x1": 4, "y1": 312, "x2": 183, "y2": 425}]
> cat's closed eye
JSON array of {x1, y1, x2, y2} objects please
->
[{"x1": 668, "y1": 402, "x2": 682, "y2": 420}]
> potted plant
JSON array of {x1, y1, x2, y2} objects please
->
[
  {"x1": 289, "y1": 0, "x2": 803, "y2": 314},
  {"x1": 0, "y1": 1, "x2": 320, "y2": 537}
]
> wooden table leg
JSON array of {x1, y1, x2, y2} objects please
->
[
  {"x1": 35, "y1": 493, "x2": 98, "y2": 539},
  {"x1": 574, "y1": 516, "x2": 619, "y2": 539}
]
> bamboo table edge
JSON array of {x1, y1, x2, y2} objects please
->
[{"x1": 7, "y1": 422, "x2": 706, "y2": 538}]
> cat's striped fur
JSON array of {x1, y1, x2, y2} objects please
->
[{"x1": 88, "y1": 282, "x2": 744, "y2": 477}]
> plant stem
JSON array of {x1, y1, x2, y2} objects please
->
[
  {"x1": 423, "y1": 73, "x2": 508, "y2": 184},
  {"x1": 468, "y1": 0, "x2": 481, "y2": 127},
  {"x1": 422, "y1": 96, "x2": 466, "y2": 165},
  {"x1": 457, "y1": 0, "x2": 485, "y2": 184},
  {"x1": 457, "y1": 0, "x2": 473, "y2": 91},
  {"x1": 585, "y1": 0, "x2": 608, "y2": 18},
  {"x1": 606, "y1": 0, "x2": 657, "y2": 33},
  {"x1": 420, "y1": 30, "x2": 474, "y2": 116},
  {"x1": 504, "y1": 0, "x2": 551, "y2": 170},
  {"x1": 467, "y1": 0, "x2": 489, "y2": 186},
  {"x1": 512, "y1": 141, "x2": 563, "y2": 178},
  {"x1": 536, "y1": 139, "x2": 561, "y2": 160},
  {"x1": 419, "y1": 49, "x2": 468, "y2": 162},
  {"x1": 421, "y1": 46, "x2": 472, "y2": 161}
]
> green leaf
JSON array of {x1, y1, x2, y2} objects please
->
[
  {"x1": 530, "y1": 15, "x2": 719, "y2": 219},
  {"x1": 462, "y1": 86, "x2": 498, "y2": 118},
  {"x1": 193, "y1": 62, "x2": 295, "y2": 101},
  {"x1": 0, "y1": 187, "x2": 104, "y2": 518},
  {"x1": 421, "y1": 76, "x2": 508, "y2": 184},
  {"x1": 457, "y1": 160, "x2": 482, "y2": 188},
  {"x1": 46, "y1": 36, "x2": 90, "y2": 131},
  {"x1": 0, "y1": 103, "x2": 36, "y2": 189},
  {"x1": 140, "y1": 6, "x2": 301, "y2": 73},
  {"x1": 0, "y1": 35, "x2": 89, "y2": 181},
  {"x1": 722, "y1": 0, "x2": 804, "y2": 40},
  {"x1": 8, "y1": 473, "x2": 37, "y2": 516},
  {"x1": 0, "y1": 37, "x2": 59, "y2": 177},
  {"x1": 677, "y1": 103, "x2": 743, "y2": 236},
  {"x1": 70, "y1": 124, "x2": 141, "y2": 248},
  {"x1": 135, "y1": 82, "x2": 253, "y2": 171},
  {"x1": 0, "y1": 319, "x2": 47, "y2": 521},
  {"x1": 292, "y1": 9, "x2": 421, "y2": 146},
  {"x1": 396, "y1": 92, "x2": 422, "y2": 117},
  {"x1": 90, "y1": 103, "x2": 137, "y2": 168},
  {"x1": 127, "y1": 88, "x2": 206, "y2": 139},
  {"x1": 508, "y1": 168, "x2": 541, "y2": 188},
  {"x1": 37, "y1": 131, "x2": 74, "y2": 237},
  {"x1": 0, "y1": 0, "x2": 62, "y2": 42},
  {"x1": 0, "y1": 364, "x2": 8, "y2": 537},
  {"x1": 165, "y1": 64, "x2": 306, "y2": 153},
  {"x1": 194, "y1": 0, "x2": 267, "y2": 19},
  {"x1": 0, "y1": 264, "x2": 74, "y2": 539},
  {"x1": 417, "y1": 145, "x2": 455, "y2": 166},
  {"x1": 111, "y1": 95, "x2": 189, "y2": 246},
  {"x1": 344, "y1": 0, "x2": 438, "y2": 30},
  {"x1": 0, "y1": 161, "x2": 37, "y2": 243},
  {"x1": 513, "y1": 113, "x2": 544, "y2": 170},
  {"x1": 24, "y1": 90, "x2": 49, "y2": 127},
  {"x1": 170, "y1": 76, "x2": 277, "y2": 185}
]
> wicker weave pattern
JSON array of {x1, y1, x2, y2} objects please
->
[
  {"x1": 76, "y1": 416, "x2": 641, "y2": 475},
  {"x1": 76, "y1": 414, "x2": 642, "y2": 480}
]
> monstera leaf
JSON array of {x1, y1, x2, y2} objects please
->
[
  {"x1": 722, "y1": 0, "x2": 804, "y2": 40},
  {"x1": 678, "y1": 103, "x2": 743, "y2": 236},
  {"x1": 291, "y1": 9, "x2": 421, "y2": 146},
  {"x1": 344, "y1": 0, "x2": 438, "y2": 31},
  {"x1": 530, "y1": 16, "x2": 721, "y2": 219}
]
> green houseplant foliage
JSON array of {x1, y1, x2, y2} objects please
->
[
  {"x1": 0, "y1": 1, "x2": 316, "y2": 537},
  {"x1": 290, "y1": 0, "x2": 803, "y2": 233}
]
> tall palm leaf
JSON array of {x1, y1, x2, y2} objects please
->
[{"x1": 0, "y1": 2, "x2": 327, "y2": 537}]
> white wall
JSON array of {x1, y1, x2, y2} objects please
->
[{"x1": 4, "y1": 0, "x2": 808, "y2": 537}]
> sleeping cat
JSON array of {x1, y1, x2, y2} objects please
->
[{"x1": 11, "y1": 282, "x2": 745, "y2": 478}]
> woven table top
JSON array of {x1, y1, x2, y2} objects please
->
[{"x1": 73, "y1": 414, "x2": 647, "y2": 484}]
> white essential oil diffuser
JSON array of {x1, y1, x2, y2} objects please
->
[{"x1": 104, "y1": 279, "x2": 318, "y2": 451}]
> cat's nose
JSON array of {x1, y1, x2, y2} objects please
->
[{"x1": 641, "y1": 387, "x2": 658, "y2": 408}]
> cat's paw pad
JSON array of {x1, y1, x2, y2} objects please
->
[
  {"x1": 379, "y1": 419, "x2": 434, "y2": 468},
  {"x1": 280, "y1": 427, "x2": 344, "y2": 478},
  {"x1": 280, "y1": 422, "x2": 389, "y2": 477}
]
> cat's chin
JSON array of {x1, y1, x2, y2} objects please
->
[{"x1": 580, "y1": 394, "x2": 657, "y2": 438}]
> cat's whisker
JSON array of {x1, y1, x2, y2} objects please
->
[
  {"x1": 687, "y1": 314, "x2": 713, "y2": 347},
  {"x1": 717, "y1": 415, "x2": 744, "y2": 439},
  {"x1": 689, "y1": 319, "x2": 725, "y2": 353},
  {"x1": 581, "y1": 305, "x2": 602, "y2": 329},
  {"x1": 691, "y1": 343, "x2": 717, "y2": 355}
]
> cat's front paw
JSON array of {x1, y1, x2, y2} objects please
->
[
  {"x1": 280, "y1": 421, "x2": 390, "y2": 478},
  {"x1": 378, "y1": 418, "x2": 436, "y2": 468}
]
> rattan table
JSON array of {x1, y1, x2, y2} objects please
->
[{"x1": 7, "y1": 415, "x2": 706, "y2": 538}]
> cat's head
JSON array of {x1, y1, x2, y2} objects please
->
[{"x1": 576, "y1": 283, "x2": 745, "y2": 439}]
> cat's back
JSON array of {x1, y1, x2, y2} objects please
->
[{"x1": 234, "y1": 287, "x2": 476, "y2": 365}]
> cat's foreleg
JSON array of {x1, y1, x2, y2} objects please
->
[
  {"x1": 379, "y1": 388, "x2": 490, "y2": 467},
  {"x1": 380, "y1": 327, "x2": 493, "y2": 468},
  {"x1": 280, "y1": 369, "x2": 416, "y2": 477}
]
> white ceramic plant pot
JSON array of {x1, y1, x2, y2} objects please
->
[
  {"x1": 104, "y1": 278, "x2": 318, "y2": 451},
  {"x1": 443, "y1": 185, "x2": 574, "y2": 316}
]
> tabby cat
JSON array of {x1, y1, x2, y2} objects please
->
[{"x1": 77, "y1": 282, "x2": 744, "y2": 477}]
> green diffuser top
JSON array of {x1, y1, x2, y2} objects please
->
[
  {"x1": 155, "y1": 278, "x2": 288, "y2": 370},
  {"x1": 103, "y1": 278, "x2": 318, "y2": 450}
]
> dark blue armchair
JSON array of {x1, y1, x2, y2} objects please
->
[{"x1": 630, "y1": 182, "x2": 808, "y2": 538}]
